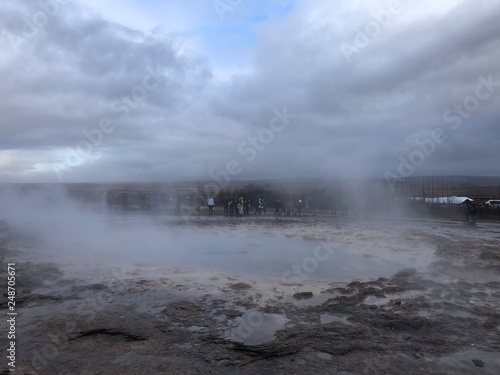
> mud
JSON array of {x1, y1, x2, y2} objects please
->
[{"x1": 1, "y1": 217, "x2": 500, "y2": 374}]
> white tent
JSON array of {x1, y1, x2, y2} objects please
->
[{"x1": 413, "y1": 196, "x2": 473, "y2": 204}]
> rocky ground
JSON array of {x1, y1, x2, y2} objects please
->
[{"x1": 1, "y1": 216, "x2": 500, "y2": 375}]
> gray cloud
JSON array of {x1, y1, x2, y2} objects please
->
[{"x1": 1, "y1": 0, "x2": 499, "y2": 183}]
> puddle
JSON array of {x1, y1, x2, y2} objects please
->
[
  {"x1": 226, "y1": 312, "x2": 289, "y2": 346},
  {"x1": 363, "y1": 296, "x2": 391, "y2": 306},
  {"x1": 320, "y1": 313, "x2": 352, "y2": 325},
  {"x1": 317, "y1": 352, "x2": 333, "y2": 360},
  {"x1": 417, "y1": 310, "x2": 433, "y2": 318}
]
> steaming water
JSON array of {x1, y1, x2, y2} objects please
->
[
  {"x1": 0, "y1": 187, "x2": 445, "y2": 283},
  {"x1": 3, "y1": 206, "x2": 439, "y2": 283}
]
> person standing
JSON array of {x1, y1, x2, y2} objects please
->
[
  {"x1": 255, "y1": 198, "x2": 262, "y2": 215},
  {"x1": 469, "y1": 202, "x2": 477, "y2": 225},
  {"x1": 207, "y1": 195, "x2": 215, "y2": 216},
  {"x1": 237, "y1": 196, "x2": 244, "y2": 216},
  {"x1": 296, "y1": 199, "x2": 302, "y2": 216}
]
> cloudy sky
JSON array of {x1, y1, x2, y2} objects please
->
[{"x1": 1, "y1": 0, "x2": 499, "y2": 183}]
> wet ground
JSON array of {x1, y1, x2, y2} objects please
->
[{"x1": 1, "y1": 213, "x2": 500, "y2": 374}]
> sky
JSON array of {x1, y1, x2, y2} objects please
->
[{"x1": 1, "y1": 0, "x2": 499, "y2": 184}]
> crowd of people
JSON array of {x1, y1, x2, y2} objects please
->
[
  {"x1": 217, "y1": 197, "x2": 310, "y2": 217},
  {"x1": 222, "y1": 196, "x2": 250, "y2": 217},
  {"x1": 107, "y1": 190, "x2": 346, "y2": 219},
  {"x1": 272, "y1": 199, "x2": 310, "y2": 216},
  {"x1": 113, "y1": 191, "x2": 315, "y2": 217}
]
